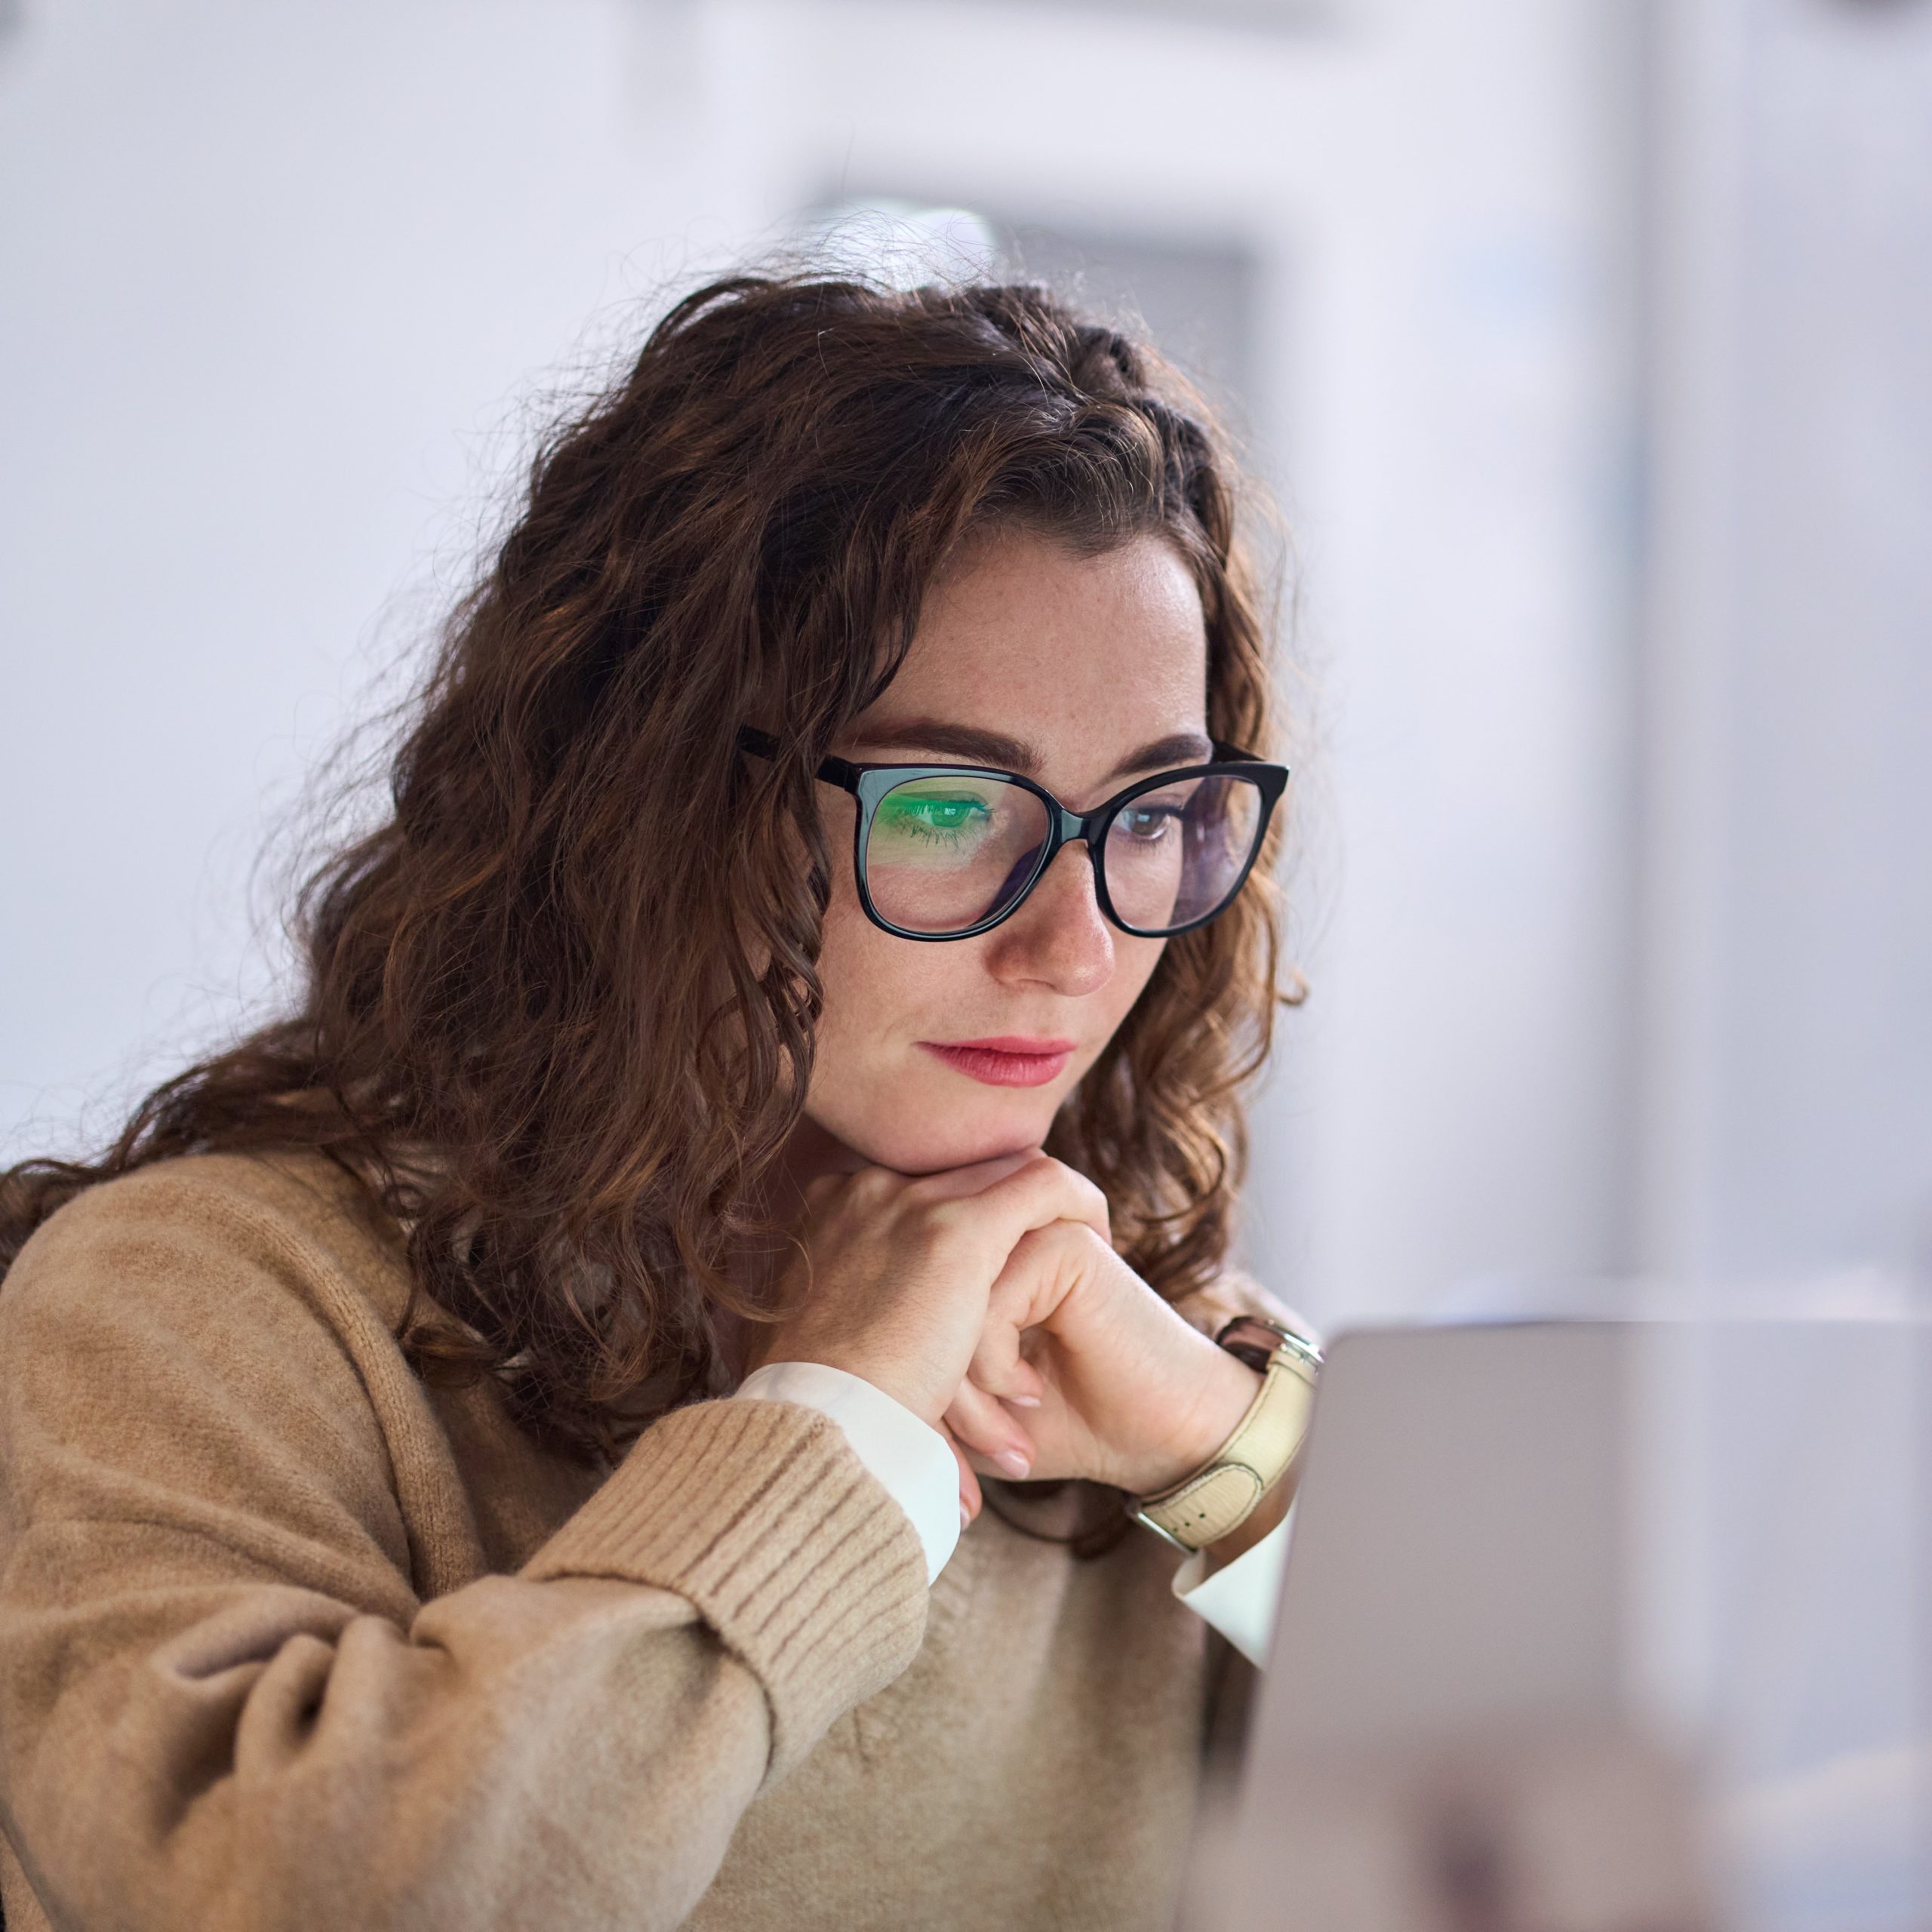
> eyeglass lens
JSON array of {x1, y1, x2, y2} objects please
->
[{"x1": 862, "y1": 771, "x2": 1266, "y2": 937}]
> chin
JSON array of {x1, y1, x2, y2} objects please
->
[{"x1": 841, "y1": 1090, "x2": 1062, "y2": 1177}]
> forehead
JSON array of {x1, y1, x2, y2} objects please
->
[{"x1": 852, "y1": 530, "x2": 1210, "y2": 780}]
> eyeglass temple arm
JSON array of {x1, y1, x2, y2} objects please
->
[{"x1": 734, "y1": 724, "x2": 861, "y2": 792}]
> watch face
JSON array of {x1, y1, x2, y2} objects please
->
[
  {"x1": 1214, "y1": 1313, "x2": 1322, "y2": 1377},
  {"x1": 1215, "y1": 1315, "x2": 1284, "y2": 1375}
]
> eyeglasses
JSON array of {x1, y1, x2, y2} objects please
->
[{"x1": 737, "y1": 724, "x2": 1287, "y2": 942}]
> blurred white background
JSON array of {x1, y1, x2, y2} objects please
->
[{"x1": 3, "y1": 0, "x2": 1929, "y2": 1337}]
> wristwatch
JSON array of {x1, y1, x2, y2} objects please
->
[{"x1": 1126, "y1": 1315, "x2": 1323, "y2": 1553}]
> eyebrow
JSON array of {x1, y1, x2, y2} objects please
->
[{"x1": 849, "y1": 718, "x2": 1215, "y2": 783}]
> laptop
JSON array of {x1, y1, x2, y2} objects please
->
[{"x1": 1188, "y1": 1318, "x2": 1929, "y2": 1932}]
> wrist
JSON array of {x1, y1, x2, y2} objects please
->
[
  {"x1": 1136, "y1": 1344, "x2": 1262, "y2": 1495},
  {"x1": 1126, "y1": 1316, "x2": 1321, "y2": 1554}
]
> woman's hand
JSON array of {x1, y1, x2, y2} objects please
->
[
  {"x1": 941, "y1": 1220, "x2": 1260, "y2": 1497},
  {"x1": 747, "y1": 1148, "x2": 1259, "y2": 1517},
  {"x1": 743, "y1": 1151, "x2": 1114, "y2": 1520}
]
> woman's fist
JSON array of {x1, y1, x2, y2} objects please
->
[
  {"x1": 941, "y1": 1220, "x2": 1260, "y2": 1497},
  {"x1": 746, "y1": 1151, "x2": 1108, "y2": 1429},
  {"x1": 746, "y1": 1146, "x2": 1257, "y2": 1521}
]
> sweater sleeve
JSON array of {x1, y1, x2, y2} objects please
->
[
  {"x1": 0, "y1": 1174, "x2": 928, "y2": 1932},
  {"x1": 734, "y1": 1359, "x2": 963, "y2": 1580}
]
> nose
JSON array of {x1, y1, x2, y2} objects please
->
[{"x1": 984, "y1": 839, "x2": 1115, "y2": 995}]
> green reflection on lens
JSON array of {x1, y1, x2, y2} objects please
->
[{"x1": 872, "y1": 789, "x2": 995, "y2": 846}]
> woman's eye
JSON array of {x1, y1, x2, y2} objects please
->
[
  {"x1": 1117, "y1": 807, "x2": 1179, "y2": 843},
  {"x1": 878, "y1": 795, "x2": 992, "y2": 838}
]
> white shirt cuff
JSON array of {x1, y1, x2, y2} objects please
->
[
  {"x1": 1171, "y1": 1509, "x2": 1292, "y2": 1668},
  {"x1": 734, "y1": 1361, "x2": 961, "y2": 1584}
]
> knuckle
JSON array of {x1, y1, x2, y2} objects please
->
[
  {"x1": 920, "y1": 1195, "x2": 974, "y2": 1239},
  {"x1": 898, "y1": 1171, "x2": 952, "y2": 1208},
  {"x1": 1038, "y1": 1214, "x2": 1094, "y2": 1251},
  {"x1": 1032, "y1": 1152, "x2": 1107, "y2": 1206},
  {"x1": 799, "y1": 1175, "x2": 844, "y2": 1219},
  {"x1": 1069, "y1": 1171, "x2": 1112, "y2": 1217}
]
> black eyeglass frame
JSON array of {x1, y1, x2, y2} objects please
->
[{"x1": 737, "y1": 724, "x2": 1289, "y2": 943}]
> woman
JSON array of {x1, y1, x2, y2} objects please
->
[{"x1": 0, "y1": 272, "x2": 1312, "y2": 1931}]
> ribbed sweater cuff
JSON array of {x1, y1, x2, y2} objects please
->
[{"x1": 522, "y1": 1398, "x2": 928, "y2": 1778}]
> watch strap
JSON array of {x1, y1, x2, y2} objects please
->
[{"x1": 1128, "y1": 1326, "x2": 1320, "y2": 1552}]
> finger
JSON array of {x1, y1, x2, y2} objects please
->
[
  {"x1": 835, "y1": 1150, "x2": 1109, "y2": 1249},
  {"x1": 945, "y1": 1374, "x2": 1037, "y2": 1469},
  {"x1": 897, "y1": 1147, "x2": 1040, "y2": 1199},
  {"x1": 971, "y1": 1345, "x2": 1046, "y2": 1407},
  {"x1": 974, "y1": 1218, "x2": 1106, "y2": 1377},
  {"x1": 976, "y1": 1151, "x2": 1107, "y2": 1225},
  {"x1": 932, "y1": 1155, "x2": 1112, "y2": 1272},
  {"x1": 945, "y1": 1428, "x2": 984, "y2": 1525},
  {"x1": 907, "y1": 1148, "x2": 1105, "y2": 1229},
  {"x1": 943, "y1": 1377, "x2": 1036, "y2": 1481}
]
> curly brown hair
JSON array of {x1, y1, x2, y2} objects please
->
[{"x1": 0, "y1": 272, "x2": 1291, "y2": 1466}]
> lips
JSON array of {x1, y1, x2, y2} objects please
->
[{"x1": 918, "y1": 1036, "x2": 1077, "y2": 1088}]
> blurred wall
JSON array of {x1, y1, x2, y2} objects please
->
[
  {"x1": 9, "y1": 0, "x2": 1910, "y2": 1336},
  {"x1": 1640, "y1": 0, "x2": 1932, "y2": 1291}
]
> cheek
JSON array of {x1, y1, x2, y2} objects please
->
[
  {"x1": 1105, "y1": 934, "x2": 1168, "y2": 1025},
  {"x1": 814, "y1": 872, "x2": 952, "y2": 1044},
  {"x1": 814, "y1": 886, "x2": 882, "y2": 1028}
]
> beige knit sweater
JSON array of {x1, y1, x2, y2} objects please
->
[{"x1": 0, "y1": 1152, "x2": 1244, "y2": 1931}]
